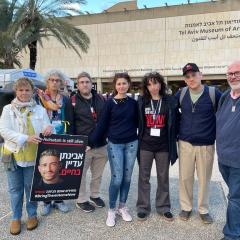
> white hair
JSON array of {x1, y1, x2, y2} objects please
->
[
  {"x1": 44, "y1": 69, "x2": 67, "y2": 83},
  {"x1": 228, "y1": 60, "x2": 240, "y2": 68}
]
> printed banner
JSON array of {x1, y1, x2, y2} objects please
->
[{"x1": 30, "y1": 134, "x2": 88, "y2": 201}]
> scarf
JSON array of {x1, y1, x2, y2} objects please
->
[
  {"x1": 11, "y1": 98, "x2": 37, "y2": 135},
  {"x1": 37, "y1": 88, "x2": 62, "y2": 112}
]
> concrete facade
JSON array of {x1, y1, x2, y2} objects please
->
[{"x1": 19, "y1": 0, "x2": 240, "y2": 91}]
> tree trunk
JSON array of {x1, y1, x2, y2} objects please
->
[
  {"x1": 3, "y1": 62, "x2": 14, "y2": 69},
  {"x1": 3, "y1": 53, "x2": 14, "y2": 69},
  {"x1": 28, "y1": 41, "x2": 37, "y2": 70}
]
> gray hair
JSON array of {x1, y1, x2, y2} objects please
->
[
  {"x1": 44, "y1": 69, "x2": 67, "y2": 85},
  {"x1": 77, "y1": 72, "x2": 92, "y2": 82}
]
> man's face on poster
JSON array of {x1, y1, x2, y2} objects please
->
[{"x1": 38, "y1": 155, "x2": 61, "y2": 184}]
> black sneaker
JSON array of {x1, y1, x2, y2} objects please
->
[
  {"x1": 159, "y1": 211, "x2": 174, "y2": 222},
  {"x1": 199, "y1": 213, "x2": 213, "y2": 224},
  {"x1": 179, "y1": 210, "x2": 192, "y2": 221},
  {"x1": 89, "y1": 197, "x2": 105, "y2": 208},
  {"x1": 137, "y1": 212, "x2": 148, "y2": 221},
  {"x1": 76, "y1": 201, "x2": 95, "y2": 212}
]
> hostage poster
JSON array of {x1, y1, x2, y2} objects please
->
[{"x1": 30, "y1": 134, "x2": 88, "y2": 202}]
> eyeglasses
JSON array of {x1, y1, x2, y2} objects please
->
[
  {"x1": 48, "y1": 78, "x2": 61, "y2": 83},
  {"x1": 226, "y1": 72, "x2": 240, "y2": 78}
]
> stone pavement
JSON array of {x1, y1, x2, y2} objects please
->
[{"x1": 0, "y1": 156, "x2": 227, "y2": 240}]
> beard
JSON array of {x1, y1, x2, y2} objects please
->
[{"x1": 228, "y1": 80, "x2": 240, "y2": 92}]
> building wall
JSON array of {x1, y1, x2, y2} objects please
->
[
  {"x1": 20, "y1": 1, "x2": 240, "y2": 83},
  {"x1": 106, "y1": 0, "x2": 137, "y2": 12}
]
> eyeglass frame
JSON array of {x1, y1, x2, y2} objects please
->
[
  {"x1": 48, "y1": 78, "x2": 61, "y2": 83},
  {"x1": 226, "y1": 72, "x2": 240, "y2": 78}
]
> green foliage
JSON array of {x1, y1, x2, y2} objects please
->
[{"x1": 0, "y1": 0, "x2": 90, "y2": 69}]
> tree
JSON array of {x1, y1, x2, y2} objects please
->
[
  {"x1": 0, "y1": 0, "x2": 90, "y2": 70},
  {"x1": 0, "y1": 0, "x2": 22, "y2": 68}
]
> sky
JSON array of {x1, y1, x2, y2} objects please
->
[{"x1": 79, "y1": 0, "x2": 211, "y2": 14}]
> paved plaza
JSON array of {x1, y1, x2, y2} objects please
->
[{"x1": 0, "y1": 155, "x2": 227, "y2": 240}]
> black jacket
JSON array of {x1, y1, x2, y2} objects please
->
[
  {"x1": 73, "y1": 89, "x2": 107, "y2": 148},
  {"x1": 62, "y1": 96, "x2": 74, "y2": 134},
  {"x1": 138, "y1": 95, "x2": 179, "y2": 165}
]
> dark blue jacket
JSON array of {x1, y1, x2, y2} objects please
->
[
  {"x1": 175, "y1": 85, "x2": 221, "y2": 146},
  {"x1": 138, "y1": 95, "x2": 179, "y2": 165},
  {"x1": 216, "y1": 90, "x2": 240, "y2": 168},
  {"x1": 89, "y1": 96, "x2": 138, "y2": 144}
]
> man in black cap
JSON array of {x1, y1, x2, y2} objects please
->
[{"x1": 175, "y1": 63, "x2": 221, "y2": 224}]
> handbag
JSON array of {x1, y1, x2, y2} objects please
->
[{"x1": 1, "y1": 145, "x2": 17, "y2": 171}]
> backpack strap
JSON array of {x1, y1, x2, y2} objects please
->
[
  {"x1": 71, "y1": 95, "x2": 76, "y2": 107},
  {"x1": 208, "y1": 86, "x2": 216, "y2": 112},
  {"x1": 179, "y1": 86, "x2": 188, "y2": 106},
  {"x1": 218, "y1": 89, "x2": 231, "y2": 110}
]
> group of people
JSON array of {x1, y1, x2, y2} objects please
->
[{"x1": 0, "y1": 60, "x2": 240, "y2": 240}]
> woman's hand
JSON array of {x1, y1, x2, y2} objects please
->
[
  {"x1": 27, "y1": 135, "x2": 42, "y2": 144},
  {"x1": 42, "y1": 125, "x2": 53, "y2": 136},
  {"x1": 86, "y1": 146, "x2": 91, "y2": 152}
]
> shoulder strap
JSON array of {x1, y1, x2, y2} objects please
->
[
  {"x1": 71, "y1": 95, "x2": 76, "y2": 107},
  {"x1": 218, "y1": 89, "x2": 231, "y2": 109},
  {"x1": 179, "y1": 86, "x2": 188, "y2": 106},
  {"x1": 208, "y1": 86, "x2": 216, "y2": 112}
]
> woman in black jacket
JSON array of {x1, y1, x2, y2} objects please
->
[{"x1": 137, "y1": 72, "x2": 178, "y2": 221}]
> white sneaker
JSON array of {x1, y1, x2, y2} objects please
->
[
  {"x1": 106, "y1": 209, "x2": 116, "y2": 227},
  {"x1": 117, "y1": 207, "x2": 132, "y2": 222}
]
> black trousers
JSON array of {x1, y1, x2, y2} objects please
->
[{"x1": 137, "y1": 150, "x2": 170, "y2": 214}]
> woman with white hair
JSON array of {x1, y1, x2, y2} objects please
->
[
  {"x1": 37, "y1": 69, "x2": 74, "y2": 215},
  {"x1": 0, "y1": 77, "x2": 53, "y2": 235},
  {"x1": 37, "y1": 70, "x2": 74, "y2": 135}
]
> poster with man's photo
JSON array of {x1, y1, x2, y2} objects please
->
[{"x1": 30, "y1": 134, "x2": 88, "y2": 202}]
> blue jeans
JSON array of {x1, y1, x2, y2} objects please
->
[
  {"x1": 6, "y1": 166, "x2": 37, "y2": 220},
  {"x1": 107, "y1": 140, "x2": 138, "y2": 209},
  {"x1": 219, "y1": 163, "x2": 240, "y2": 240}
]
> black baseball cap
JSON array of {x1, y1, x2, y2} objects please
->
[{"x1": 182, "y1": 63, "x2": 200, "y2": 76}]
